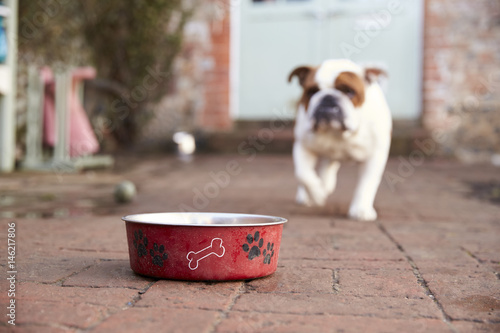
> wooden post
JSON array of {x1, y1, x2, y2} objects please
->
[
  {"x1": 24, "y1": 66, "x2": 44, "y2": 167},
  {"x1": 54, "y1": 70, "x2": 70, "y2": 162}
]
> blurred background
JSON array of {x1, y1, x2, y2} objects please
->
[{"x1": 0, "y1": 0, "x2": 499, "y2": 173}]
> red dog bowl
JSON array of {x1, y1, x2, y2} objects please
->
[{"x1": 123, "y1": 212, "x2": 287, "y2": 281}]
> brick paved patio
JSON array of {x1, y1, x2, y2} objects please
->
[{"x1": 0, "y1": 154, "x2": 499, "y2": 332}]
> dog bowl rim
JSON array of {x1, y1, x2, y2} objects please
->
[{"x1": 122, "y1": 212, "x2": 288, "y2": 227}]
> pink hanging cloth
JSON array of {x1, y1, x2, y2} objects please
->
[
  {"x1": 41, "y1": 66, "x2": 99, "y2": 157},
  {"x1": 41, "y1": 67, "x2": 56, "y2": 149}
]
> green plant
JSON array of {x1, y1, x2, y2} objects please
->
[{"x1": 18, "y1": 0, "x2": 194, "y2": 145}]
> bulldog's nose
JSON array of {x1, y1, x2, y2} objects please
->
[
  {"x1": 313, "y1": 95, "x2": 345, "y2": 131},
  {"x1": 317, "y1": 95, "x2": 342, "y2": 118},
  {"x1": 318, "y1": 95, "x2": 338, "y2": 108}
]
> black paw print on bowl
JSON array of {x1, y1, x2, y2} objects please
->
[
  {"x1": 263, "y1": 242, "x2": 274, "y2": 264},
  {"x1": 133, "y1": 230, "x2": 148, "y2": 258},
  {"x1": 242, "y1": 231, "x2": 264, "y2": 260},
  {"x1": 150, "y1": 243, "x2": 168, "y2": 267}
]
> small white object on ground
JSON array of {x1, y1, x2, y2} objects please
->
[
  {"x1": 173, "y1": 131, "x2": 196, "y2": 162},
  {"x1": 491, "y1": 154, "x2": 500, "y2": 167}
]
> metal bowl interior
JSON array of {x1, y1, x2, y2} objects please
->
[{"x1": 122, "y1": 212, "x2": 287, "y2": 227}]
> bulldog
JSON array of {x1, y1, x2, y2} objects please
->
[{"x1": 288, "y1": 59, "x2": 392, "y2": 221}]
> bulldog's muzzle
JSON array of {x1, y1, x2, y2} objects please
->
[{"x1": 312, "y1": 95, "x2": 346, "y2": 131}]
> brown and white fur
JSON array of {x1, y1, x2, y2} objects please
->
[{"x1": 289, "y1": 59, "x2": 392, "y2": 221}]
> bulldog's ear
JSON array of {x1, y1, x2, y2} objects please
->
[
  {"x1": 364, "y1": 67, "x2": 387, "y2": 84},
  {"x1": 288, "y1": 66, "x2": 313, "y2": 87}
]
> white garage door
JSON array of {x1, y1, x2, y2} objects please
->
[{"x1": 235, "y1": 0, "x2": 424, "y2": 120}]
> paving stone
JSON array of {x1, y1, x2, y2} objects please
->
[
  {"x1": 0, "y1": 156, "x2": 499, "y2": 332},
  {"x1": 279, "y1": 233, "x2": 404, "y2": 261},
  {"x1": 14, "y1": 282, "x2": 138, "y2": 329},
  {"x1": 15, "y1": 216, "x2": 129, "y2": 256},
  {"x1": 17, "y1": 281, "x2": 137, "y2": 309},
  {"x1": 405, "y1": 247, "x2": 478, "y2": 263},
  {"x1": 17, "y1": 256, "x2": 99, "y2": 284},
  {"x1": 335, "y1": 267, "x2": 424, "y2": 298},
  {"x1": 443, "y1": 295, "x2": 500, "y2": 322},
  {"x1": 273, "y1": 261, "x2": 426, "y2": 301},
  {"x1": 246, "y1": 266, "x2": 334, "y2": 293},
  {"x1": 1, "y1": 324, "x2": 73, "y2": 333},
  {"x1": 385, "y1": 223, "x2": 500, "y2": 253},
  {"x1": 471, "y1": 252, "x2": 500, "y2": 265},
  {"x1": 281, "y1": 217, "x2": 334, "y2": 235},
  {"x1": 17, "y1": 301, "x2": 113, "y2": 330},
  {"x1": 416, "y1": 260, "x2": 491, "y2": 275},
  {"x1": 91, "y1": 307, "x2": 219, "y2": 333},
  {"x1": 278, "y1": 258, "x2": 409, "y2": 271},
  {"x1": 216, "y1": 312, "x2": 451, "y2": 333},
  {"x1": 136, "y1": 279, "x2": 243, "y2": 310},
  {"x1": 452, "y1": 320, "x2": 500, "y2": 333},
  {"x1": 423, "y1": 269, "x2": 500, "y2": 322},
  {"x1": 62, "y1": 259, "x2": 155, "y2": 289},
  {"x1": 232, "y1": 293, "x2": 440, "y2": 319}
]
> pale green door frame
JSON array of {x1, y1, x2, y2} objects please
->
[
  {"x1": 0, "y1": 0, "x2": 18, "y2": 173},
  {"x1": 233, "y1": 0, "x2": 424, "y2": 121}
]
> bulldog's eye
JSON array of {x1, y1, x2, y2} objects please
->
[
  {"x1": 338, "y1": 85, "x2": 356, "y2": 98},
  {"x1": 306, "y1": 87, "x2": 319, "y2": 97}
]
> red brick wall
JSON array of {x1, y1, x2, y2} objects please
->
[
  {"x1": 422, "y1": 0, "x2": 500, "y2": 129},
  {"x1": 138, "y1": 2, "x2": 233, "y2": 147},
  {"x1": 200, "y1": 10, "x2": 232, "y2": 131},
  {"x1": 422, "y1": 0, "x2": 443, "y2": 130},
  {"x1": 422, "y1": 0, "x2": 500, "y2": 159}
]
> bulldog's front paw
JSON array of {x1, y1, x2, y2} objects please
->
[
  {"x1": 296, "y1": 186, "x2": 312, "y2": 206},
  {"x1": 348, "y1": 205, "x2": 377, "y2": 221},
  {"x1": 309, "y1": 188, "x2": 328, "y2": 207},
  {"x1": 296, "y1": 186, "x2": 327, "y2": 207}
]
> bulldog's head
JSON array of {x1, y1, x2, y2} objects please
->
[{"x1": 288, "y1": 59, "x2": 385, "y2": 133}]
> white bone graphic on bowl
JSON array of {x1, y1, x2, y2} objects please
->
[{"x1": 186, "y1": 238, "x2": 226, "y2": 270}]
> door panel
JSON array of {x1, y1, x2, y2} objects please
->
[
  {"x1": 237, "y1": 0, "x2": 423, "y2": 120},
  {"x1": 325, "y1": 0, "x2": 424, "y2": 119},
  {"x1": 239, "y1": 0, "x2": 322, "y2": 120}
]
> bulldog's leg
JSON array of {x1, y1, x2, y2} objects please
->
[
  {"x1": 296, "y1": 158, "x2": 337, "y2": 204},
  {"x1": 318, "y1": 159, "x2": 341, "y2": 195},
  {"x1": 295, "y1": 185, "x2": 312, "y2": 206},
  {"x1": 293, "y1": 143, "x2": 327, "y2": 206},
  {"x1": 348, "y1": 147, "x2": 389, "y2": 221}
]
